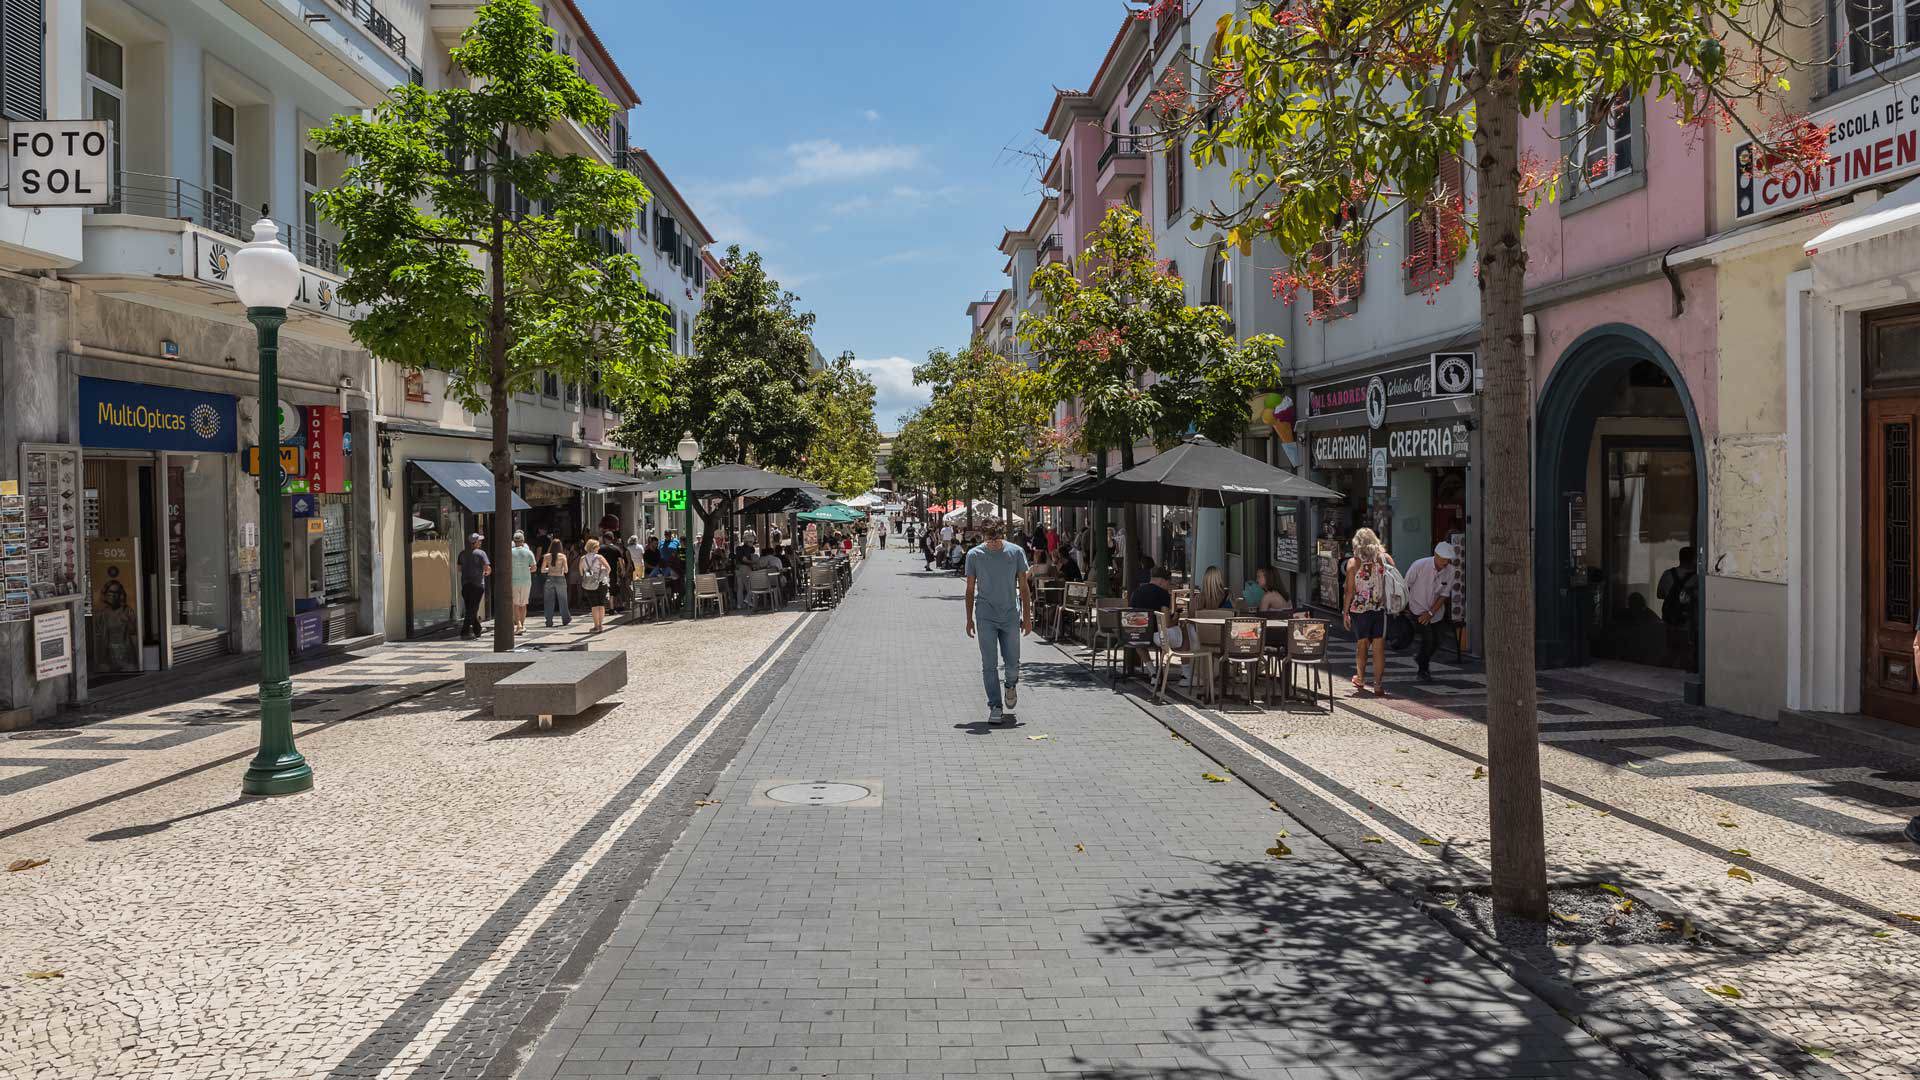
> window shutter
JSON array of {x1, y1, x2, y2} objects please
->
[
  {"x1": 1308, "y1": 241, "x2": 1332, "y2": 310},
  {"x1": 1, "y1": 0, "x2": 46, "y2": 123}
]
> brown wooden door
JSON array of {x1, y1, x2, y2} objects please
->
[{"x1": 1864, "y1": 397, "x2": 1920, "y2": 726}]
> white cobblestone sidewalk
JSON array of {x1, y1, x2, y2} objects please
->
[
  {"x1": 0, "y1": 609, "x2": 811, "y2": 1080},
  {"x1": 1099, "y1": 634, "x2": 1920, "y2": 1080}
]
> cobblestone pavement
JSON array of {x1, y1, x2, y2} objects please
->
[
  {"x1": 1, "y1": 603, "x2": 825, "y2": 1080},
  {"x1": 1099, "y1": 625, "x2": 1920, "y2": 1080},
  {"x1": 515, "y1": 548, "x2": 1636, "y2": 1080}
]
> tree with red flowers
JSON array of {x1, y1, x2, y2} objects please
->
[{"x1": 1160, "y1": 0, "x2": 1828, "y2": 917}]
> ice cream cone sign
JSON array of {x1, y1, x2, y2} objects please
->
[{"x1": 1253, "y1": 392, "x2": 1302, "y2": 467}]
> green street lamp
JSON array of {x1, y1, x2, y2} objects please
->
[
  {"x1": 677, "y1": 432, "x2": 699, "y2": 618},
  {"x1": 234, "y1": 220, "x2": 313, "y2": 797}
]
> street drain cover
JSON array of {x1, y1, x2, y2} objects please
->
[{"x1": 765, "y1": 782, "x2": 871, "y2": 805}]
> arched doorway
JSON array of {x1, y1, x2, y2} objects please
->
[{"x1": 1534, "y1": 326, "x2": 1707, "y2": 700}]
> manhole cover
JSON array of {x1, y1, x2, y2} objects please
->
[
  {"x1": 765, "y1": 782, "x2": 871, "y2": 805},
  {"x1": 9, "y1": 729, "x2": 83, "y2": 741}
]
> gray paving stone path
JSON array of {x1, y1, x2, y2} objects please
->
[{"x1": 514, "y1": 548, "x2": 1636, "y2": 1080}]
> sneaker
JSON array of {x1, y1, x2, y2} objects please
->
[
  {"x1": 987, "y1": 707, "x2": 1004, "y2": 724},
  {"x1": 1004, "y1": 683, "x2": 1018, "y2": 710}
]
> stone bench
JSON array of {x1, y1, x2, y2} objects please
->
[{"x1": 464, "y1": 650, "x2": 627, "y2": 730}]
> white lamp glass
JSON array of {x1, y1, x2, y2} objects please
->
[
  {"x1": 676, "y1": 432, "x2": 700, "y2": 464},
  {"x1": 231, "y1": 219, "x2": 302, "y2": 309}
]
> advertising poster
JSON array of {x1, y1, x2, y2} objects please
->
[
  {"x1": 89, "y1": 537, "x2": 141, "y2": 673},
  {"x1": 33, "y1": 608, "x2": 73, "y2": 680},
  {"x1": 21, "y1": 445, "x2": 81, "y2": 602},
  {"x1": 0, "y1": 489, "x2": 28, "y2": 622}
]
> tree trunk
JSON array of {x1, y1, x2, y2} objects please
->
[
  {"x1": 1474, "y1": 26, "x2": 1548, "y2": 920},
  {"x1": 489, "y1": 131, "x2": 515, "y2": 654},
  {"x1": 1091, "y1": 450, "x2": 1109, "y2": 594},
  {"x1": 1118, "y1": 436, "x2": 1137, "y2": 590}
]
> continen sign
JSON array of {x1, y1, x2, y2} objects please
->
[{"x1": 6, "y1": 121, "x2": 116, "y2": 208}]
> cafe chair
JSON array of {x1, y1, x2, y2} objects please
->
[
  {"x1": 650, "y1": 577, "x2": 674, "y2": 617},
  {"x1": 693, "y1": 573, "x2": 726, "y2": 618},
  {"x1": 1263, "y1": 619, "x2": 1291, "y2": 704},
  {"x1": 1156, "y1": 611, "x2": 1216, "y2": 705},
  {"x1": 1285, "y1": 618, "x2": 1332, "y2": 710},
  {"x1": 807, "y1": 564, "x2": 838, "y2": 609},
  {"x1": 1057, "y1": 581, "x2": 1092, "y2": 643},
  {"x1": 1091, "y1": 598, "x2": 1126, "y2": 676},
  {"x1": 629, "y1": 575, "x2": 658, "y2": 622},
  {"x1": 1189, "y1": 615, "x2": 1228, "y2": 701},
  {"x1": 1221, "y1": 616, "x2": 1268, "y2": 704},
  {"x1": 747, "y1": 570, "x2": 781, "y2": 614}
]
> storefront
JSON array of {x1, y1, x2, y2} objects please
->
[
  {"x1": 1299, "y1": 354, "x2": 1479, "y2": 645},
  {"x1": 402, "y1": 459, "x2": 529, "y2": 637}
]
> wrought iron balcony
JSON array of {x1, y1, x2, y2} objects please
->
[
  {"x1": 1096, "y1": 134, "x2": 1144, "y2": 173},
  {"x1": 104, "y1": 171, "x2": 342, "y2": 275},
  {"x1": 614, "y1": 148, "x2": 647, "y2": 180},
  {"x1": 325, "y1": 0, "x2": 408, "y2": 60},
  {"x1": 1037, "y1": 233, "x2": 1064, "y2": 262}
]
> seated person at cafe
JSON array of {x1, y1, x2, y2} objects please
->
[
  {"x1": 1058, "y1": 546, "x2": 1084, "y2": 582},
  {"x1": 1029, "y1": 551, "x2": 1058, "y2": 582},
  {"x1": 1246, "y1": 566, "x2": 1293, "y2": 613},
  {"x1": 1129, "y1": 563, "x2": 1173, "y2": 614}
]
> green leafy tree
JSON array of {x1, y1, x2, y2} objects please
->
[
  {"x1": 613, "y1": 246, "x2": 818, "y2": 569},
  {"x1": 1170, "y1": 0, "x2": 1824, "y2": 916},
  {"x1": 1020, "y1": 205, "x2": 1282, "y2": 579},
  {"x1": 312, "y1": 0, "x2": 671, "y2": 651},
  {"x1": 914, "y1": 343, "x2": 1061, "y2": 527},
  {"x1": 798, "y1": 352, "x2": 882, "y2": 496}
]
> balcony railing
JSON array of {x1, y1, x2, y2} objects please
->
[
  {"x1": 614, "y1": 148, "x2": 646, "y2": 180},
  {"x1": 105, "y1": 171, "x2": 342, "y2": 275},
  {"x1": 1037, "y1": 233, "x2": 1064, "y2": 262},
  {"x1": 1096, "y1": 134, "x2": 1145, "y2": 173},
  {"x1": 326, "y1": 0, "x2": 408, "y2": 60}
]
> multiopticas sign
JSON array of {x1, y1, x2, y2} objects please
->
[
  {"x1": 97, "y1": 402, "x2": 188, "y2": 433},
  {"x1": 1736, "y1": 72, "x2": 1920, "y2": 219},
  {"x1": 77, "y1": 377, "x2": 237, "y2": 453}
]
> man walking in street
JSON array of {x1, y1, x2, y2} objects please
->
[
  {"x1": 1403, "y1": 540, "x2": 1458, "y2": 682},
  {"x1": 458, "y1": 532, "x2": 491, "y2": 640},
  {"x1": 965, "y1": 521, "x2": 1032, "y2": 725}
]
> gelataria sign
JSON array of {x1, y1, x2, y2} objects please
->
[{"x1": 1736, "y1": 71, "x2": 1920, "y2": 219}]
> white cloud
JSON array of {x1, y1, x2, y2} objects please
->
[
  {"x1": 830, "y1": 185, "x2": 966, "y2": 218},
  {"x1": 854, "y1": 355, "x2": 929, "y2": 429},
  {"x1": 714, "y1": 140, "x2": 922, "y2": 200},
  {"x1": 863, "y1": 109, "x2": 882, "y2": 123}
]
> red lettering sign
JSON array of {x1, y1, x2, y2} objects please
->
[{"x1": 306, "y1": 406, "x2": 346, "y2": 493}]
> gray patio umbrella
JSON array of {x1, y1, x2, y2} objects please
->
[
  {"x1": 1081, "y1": 437, "x2": 1344, "y2": 508},
  {"x1": 1026, "y1": 470, "x2": 1102, "y2": 507}
]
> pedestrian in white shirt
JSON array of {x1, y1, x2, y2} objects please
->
[{"x1": 1402, "y1": 541, "x2": 1459, "y2": 682}]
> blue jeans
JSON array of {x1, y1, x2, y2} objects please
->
[
  {"x1": 977, "y1": 615, "x2": 1020, "y2": 710},
  {"x1": 543, "y1": 576, "x2": 571, "y2": 625}
]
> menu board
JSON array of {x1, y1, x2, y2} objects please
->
[
  {"x1": 1272, "y1": 500, "x2": 1300, "y2": 570},
  {"x1": 21, "y1": 445, "x2": 82, "y2": 604},
  {"x1": 1, "y1": 483, "x2": 28, "y2": 622},
  {"x1": 1315, "y1": 538, "x2": 1343, "y2": 610}
]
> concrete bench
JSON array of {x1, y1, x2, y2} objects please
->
[{"x1": 465, "y1": 650, "x2": 627, "y2": 730}]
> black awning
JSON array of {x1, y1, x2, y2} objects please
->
[
  {"x1": 523, "y1": 467, "x2": 649, "y2": 493},
  {"x1": 412, "y1": 460, "x2": 531, "y2": 514}
]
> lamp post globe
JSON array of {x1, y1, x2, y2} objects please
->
[
  {"x1": 676, "y1": 433, "x2": 699, "y2": 619},
  {"x1": 235, "y1": 218, "x2": 312, "y2": 797}
]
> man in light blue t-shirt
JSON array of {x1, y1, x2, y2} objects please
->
[{"x1": 965, "y1": 521, "x2": 1032, "y2": 724}]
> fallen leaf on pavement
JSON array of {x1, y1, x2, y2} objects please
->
[
  {"x1": 1551, "y1": 910, "x2": 1581, "y2": 924},
  {"x1": 1728, "y1": 848, "x2": 1751, "y2": 857},
  {"x1": 1470, "y1": 766, "x2": 1486, "y2": 780},
  {"x1": 7, "y1": 858, "x2": 48, "y2": 873},
  {"x1": 1625, "y1": 761, "x2": 1644, "y2": 769},
  {"x1": 1274, "y1": 829, "x2": 1290, "y2": 838},
  {"x1": 1026, "y1": 734, "x2": 1050, "y2": 741},
  {"x1": 1267, "y1": 801, "x2": 1280, "y2": 811},
  {"x1": 23, "y1": 970, "x2": 61, "y2": 979},
  {"x1": 1417, "y1": 838, "x2": 1441, "y2": 847},
  {"x1": 1871, "y1": 930, "x2": 1894, "y2": 938},
  {"x1": 1074, "y1": 844, "x2": 1085, "y2": 853},
  {"x1": 1616, "y1": 899, "x2": 1635, "y2": 914},
  {"x1": 1265, "y1": 842, "x2": 1292, "y2": 858},
  {"x1": 1657, "y1": 921, "x2": 1678, "y2": 931},
  {"x1": 1727, "y1": 867, "x2": 1754, "y2": 883},
  {"x1": 1395, "y1": 748, "x2": 1410, "y2": 754},
  {"x1": 693, "y1": 799, "x2": 719, "y2": 807},
  {"x1": 1801, "y1": 1047, "x2": 1835, "y2": 1060},
  {"x1": 1898, "y1": 913, "x2": 1920, "y2": 923},
  {"x1": 1439, "y1": 897, "x2": 1460, "y2": 908},
  {"x1": 1201, "y1": 772, "x2": 1230, "y2": 783},
  {"x1": 1716, "y1": 819, "x2": 1739, "y2": 828},
  {"x1": 1704, "y1": 984, "x2": 1743, "y2": 1000},
  {"x1": 1361, "y1": 835, "x2": 1385, "y2": 844},
  {"x1": 1598, "y1": 883, "x2": 1625, "y2": 898},
  {"x1": 1597, "y1": 810, "x2": 1612, "y2": 817}
]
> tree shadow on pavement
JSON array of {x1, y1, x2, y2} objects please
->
[
  {"x1": 87, "y1": 797, "x2": 252, "y2": 842},
  {"x1": 1083, "y1": 851, "x2": 1881, "y2": 1080}
]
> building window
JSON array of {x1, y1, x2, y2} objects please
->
[
  {"x1": 542, "y1": 371, "x2": 560, "y2": 398},
  {"x1": 1406, "y1": 153, "x2": 1463, "y2": 292},
  {"x1": 1843, "y1": 0, "x2": 1904, "y2": 78},
  {"x1": 2, "y1": 0, "x2": 48, "y2": 122},
  {"x1": 210, "y1": 97, "x2": 240, "y2": 238},
  {"x1": 1560, "y1": 93, "x2": 1647, "y2": 213},
  {"x1": 84, "y1": 28, "x2": 123, "y2": 210},
  {"x1": 1165, "y1": 141, "x2": 1184, "y2": 220}
]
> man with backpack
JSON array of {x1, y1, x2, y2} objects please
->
[{"x1": 1658, "y1": 547, "x2": 1698, "y2": 670}]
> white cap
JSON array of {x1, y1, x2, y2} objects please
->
[{"x1": 1434, "y1": 541, "x2": 1458, "y2": 560}]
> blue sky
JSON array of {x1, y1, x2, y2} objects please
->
[{"x1": 577, "y1": 0, "x2": 1126, "y2": 432}]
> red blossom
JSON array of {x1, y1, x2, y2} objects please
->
[{"x1": 1133, "y1": 0, "x2": 1183, "y2": 21}]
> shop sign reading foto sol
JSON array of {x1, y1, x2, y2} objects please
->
[{"x1": 5, "y1": 121, "x2": 116, "y2": 208}]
